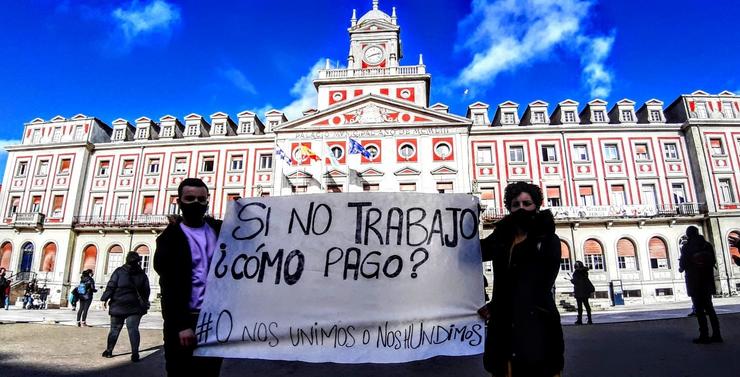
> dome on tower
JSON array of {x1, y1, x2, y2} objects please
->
[{"x1": 358, "y1": 0, "x2": 392, "y2": 25}]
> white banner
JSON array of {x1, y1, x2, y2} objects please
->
[{"x1": 193, "y1": 193, "x2": 485, "y2": 363}]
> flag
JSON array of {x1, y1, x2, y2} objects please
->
[
  {"x1": 299, "y1": 144, "x2": 320, "y2": 162},
  {"x1": 348, "y1": 138, "x2": 371, "y2": 158},
  {"x1": 325, "y1": 143, "x2": 341, "y2": 168},
  {"x1": 274, "y1": 146, "x2": 293, "y2": 166}
]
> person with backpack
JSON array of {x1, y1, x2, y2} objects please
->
[
  {"x1": 75, "y1": 269, "x2": 97, "y2": 327},
  {"x1": 571, "y1": 261, "x2": 595, "y2": 325},
  {"x1": 101, "y1": 252, "x2": 151, "y2": 362},
  {"x1": 679, "y1": 226, "x2": 722, "y2": 344}
]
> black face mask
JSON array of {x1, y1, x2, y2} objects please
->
[
  {"x1": 180, "y1": 201, "x2": 209, "y2": 225},
  {"x1": 510, "y1": 209, "x2": 536, "y2": 229}
]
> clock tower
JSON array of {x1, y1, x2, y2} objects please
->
[{"x1": 313, "y1": 0, "x2": 430, "y2": 110}]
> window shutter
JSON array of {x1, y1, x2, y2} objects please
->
[
  {"x1": 560, "y1": 241, "x2": 570, "y2": 258},
  {"x1": 547, "y1": 187, "x2": 561, "y2": 198},
  {"x1": 584, "y1": 239, "x2": 603, "y2": 255},
  {"x1": 649, "y1": 237, "x2": 667, "y2": 259},
  {"x1": 617, "y1": 238, "x2": 636, "y2": 257},
  {"x1": 579, "y1": 186, "x2": 593, "y2": 196}
]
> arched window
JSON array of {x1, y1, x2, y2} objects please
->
[
  {"x1": 0, "y1": 242, "x2": 12, "y2": 270},
  {"x1": 729, "y1": 231, "x2": 739, "y2": 263},
  {"x1": 559, "y1": 240, "x2": 572, "y2": 271},
  {"x1": 617, "y1": 238, "x2": 638, "y2": 270},
  {"x1": 135, "y1": 245, "x2": 150, "y2": 273},
  {"x1": 40, "y1": 242, "x2": 57, "y2": 272},
  {"x1": 81, "y1": 244, "x2": 98, "y2": 273},
  {"x1": 584, "y1": 239, "x2": 605, "y2": 271},
  {"x1": 649, "y1": 237, "x2": 670, "y2": 269},
  {"x1": 106, "y1": 245, "x2": 123, "y2": 274},
  {"x1": 19, "y1": 242, "x2": 34, "y2": 272}
]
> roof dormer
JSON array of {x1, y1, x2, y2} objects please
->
[
  {"x1": 50, "y1": 115, "x2": 66, "y2": 122},
  {"x1": 236, "y1": 110, "x2": 265, "y2": 135},
  {"x1": 430, "y1": 103, "x2": 449, "y2": 114},
  {"x1": 550, "y1": 100, "x2": 580, "y2": 125},
  {"x1": 159, "y1": 115, "x2": 184, "y2": 139},
  {"x1": 71, "y1": 114, "x2": 88, "y2": 120},
  {"x1": 579, "y1": 99, "x2": 609, "y2": 124},
  {"x1": 183, "y1": 113, "x2": 210, "y2": 138},
  {"x1": 209, "y1": 112, "x2": 237, "y2": 137},
  {"x1": 264, "y1": 110, "x2": 287, "y2": 133},
  {"x1": 520, "y1": 100, "x2": 550, "y2": 126},
  {"x1": 111, "y1": 118, "x2": 134, "y2": 142},
  {"x1": 608, "y1": 99, "x2": 637, "y2": 124},
  {"x1": 134, "y1": 116, "x2": 159, "y2": 140},
  {"x1": 466, "y1": 101, "x2": 490, "y2": 127},
  {"x1": 636, "y1": 99, "x2": 665, "y2": 124},
  {"x1": 492, "y1": 101, "x2": 519, "y2": 126}
]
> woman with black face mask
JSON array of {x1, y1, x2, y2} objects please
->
[{"x1": 478, "y1": 181, "x2": 564, "y2": 377}]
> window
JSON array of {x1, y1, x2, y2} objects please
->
[
  {"x1": 649, "y1": 110, "x2": 662, "y2": 122},
  {"x1": 696, "y1": 103, "x2": 708, "y2": 118},
  {"x1": 399, "y1": 183, "x2": 416, "y2": 191},
  {"x1": 477, "y1": 147, "x2": 493, "y2": 164},
  {"x1": 593, "y1": 110, "x2": 605, "y2": 122},
  {"x1": 7, "y1": 196, "x2": 20, "y2": 217},
  {"x1": 291, "y1": 185, "x2": 307, "y2": 194},
  {"x1": 327, "y1": 185, "x2": 342, "y2": 193},
  {"x1": 509, "y1": 146, "x2": 525, "y2": 163},
  {"x1": 503, "y1": 112, "x2": 515, "y2": 124},
  {"x1": 141, "y1": 196, "x2": 154, "y2": 215},
  {"x1": 603, "y1": 144, "x2": 620, "y2": 161},
  {"x1": 621, "y1": 110, "x2": 633, "y2": 122},
  {"x1": 214, "y1": 123, "x2": 225, "y2": 135},
  {"x1": 52, "y1": 127, "x2": 62, "y2": 142},
  {"x1": 533, "y1": 111, "x2": 546, "y2": 123},
  {"x1": 51, "y1": 195, "x2": 64, "y2": 217},
  {"x1": 113, "y1": 128, "x2": 124, "y2": 141},
  {"x1": 173, "y1": 157, "x2": 187, "y2": 174},
  {"x1": 36, "y1": 160, "x2": 49, "y2": 176},
  {"x1": 91, "y1": 197, "x2": 104, "y2": 219},
  {"x1": 584, "y1": 239, "x2": 604, "y2": 271},
  {"x1": 474, "y1": 114, "x2": 484, "y2": 125},
  {"x1": 230, "y1": 156, "x2": 244, "y2": 171},
  {"x1": 201, "y1": 157, "x2": 215, "y2": 173},
  {"x1": 719, "y1": 178, "x2": 735, "y2": 203},
  {"x1": 642, "y1": 184, "x2": 658, "y2": 206},
  {"x1": 722, "y1": 102, "x2": 735, "y2": 118},
  {"x1": 58, "y1": 158, "x2": 71, "y2": 175},
  {"x1": 436, "y1": 182, "x2": 453, "y2": 193},
  {"x1": 434, "y1": 143, "x2": 451, "y2": 159},
  {"x1": 546, "y1": 187, "x2": 561, "y2": 207},
  {"x1": 168, "y1": 195, "x2": 178, "y2": 214},
  {"x1": 579, "y1": 186, "x2": 595, "y2": 206},
  {"x1": 672, "y1": 183, "x2": 687, "y2": 204},
  {"x1": 563, "y1": 111, "x2": 576, "y2": 123},
  {"x1": 259, "y1": 154, "x2": 273, "y2": 170},
  {"x1": 649, "y1": 237, "x2": 669, "y2": 269},
  {"x1": 624, "y1": 290, "x2": 642, "y2": 298},
  {"x1": 136, "y1": 128, "x2": 148, "y2": 139},
  {"x1": 30, "y1": 196, "x2": 41, "y2": 212},
  {"x1": 97, "y1": 161, "x2": 110, "y2": 176},
  {"x1": 365, "y1": 145, "x2": 380, "y2": 160},
  {"x1": 15, "y1": 161, "x2": 28, "y2": 177},
  {"x1": 32, "y1": 129, "x2": 41, "y2": 144},
  {"x1": 709, "y1": 139, "x2": 725, "y2": 155},
  {"x1": 541, "y1": 145, "x2": 557, "y2": 162},
  {"x1": 655, "y1": 288, "x2": 673, "y2": 296},
  {"x1": 161, "y1": 126, "x2": 173, "y2": 137},
  {"x1": 574, "y1": 145, "x2": 589, "y2": 161},
  {"x1": 611, "y1": 185, "x2": 627, "y2": 206},
  {"x1": 107, "y1": 245, "x2": 124, "y2": 275},
  {"x1": 74, "y1": 125, "x2": 84, "y2": 141},
  {"x1": 664, "y1": 143, "x2": 679, "y2": 160},
  {"x1": 635, "y1": 143, "x2": 650, "y2": 160},
  {"x1": 239, "y1": 122, "x2": 251, "y2": 134},
  {"x1": 560, "y1": 241, "x2": 571, "y2": 271},
  {"x1": 399, "y1": 143, "x2": 416, "y2": 160},
  {"x1": 144, "y1": 158, "x2": 159, "y2": 175},
  {"x1": 115, "y1": 197, "x2": 130, "y2": 217},
  {"x1": 120, "y1": 160, "x2": 134, "y2": 176},
  {"x1": 187, "y1": 125, "x2": 199, "y2": 136},
  {"x1": 330, "y1": 146, "x2": 344, "y2": 160},
  {"x1": 617, "y1": 238, "x2": 637, "y2": 270},
  {"x1": 363, "y1": 183, "x2": 379, "y2": 192}
]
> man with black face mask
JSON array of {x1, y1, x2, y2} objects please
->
[{"x1": 154, "y1": 178, "x2": 223, "y2": 377}]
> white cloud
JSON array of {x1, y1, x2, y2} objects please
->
[
  {"x1": 277, "y1": 59, "x2": 327, "y2": 120},
  {"x1": 0, "y1": 139, "x2": 21, "y2": 154},
  {"x1": 455, "y1": 0, "x2": 615, "y2": 98},
  {"x1": 219, "y1": 68, "x2": 257, "y2": 95},
  {"x1": 112, "y1": 0, "x2": 181, "y2": 45}
]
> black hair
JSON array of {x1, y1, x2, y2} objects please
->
[
  {"x1": 686, "y1": 225, "x2": 699, "y2": 238},
  {"x1": 178, "y1": 177, "x2": 209, "y2": 197},
  {"x1": 503, "y1": 181, "x2": 543, "y2": 211}
]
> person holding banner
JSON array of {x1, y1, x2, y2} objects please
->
[
  {"x1": 478, "y1": 181, "x2": 564, "y2": 377},
  {"x1": 153, "y1": 178, "x2": 223, "y2": 376}
]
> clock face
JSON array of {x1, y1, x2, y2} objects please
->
[{"x1": 363, "y1": 46, "x2": 384, "y2": 65}]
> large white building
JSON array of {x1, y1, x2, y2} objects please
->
[{"x1": 1, "y1": 1, "x2": 739, "y2": 309}]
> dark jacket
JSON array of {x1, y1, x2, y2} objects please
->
[
  {"x1": 100, "y1": 264, "x2": 151, "y2": 317},
  {"x1": 153, "y1": 216, "x2": 222, "y2": 333},
  {"x1": 76, "y1": 276, "x2": 96, "y2": 301},
  {"x1": 679, "y1": 235, "x2": 716, "y2": 297},
  {"x1": 480, "y1": 209, "x2": 564, "y2": 376},
  {"x1": 571, "y1": 267, "x2": 594, "y2": 299}
]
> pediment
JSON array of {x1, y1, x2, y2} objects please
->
[
  {"x1": 558, "y1": 99, "x2": 579, "y2": 106},
  {"x1": 50, "y1": 115, "x2": 66, "y2": 122},
  {"x1": 718, "y1": 90, "x2": 735, "y2": 96},
  {"x1": 265, "y1": 109, "x2": 284, "y2": 116},
  {"x1": 691, "y1": 90, "x2": 709, "y2": 96},
  {"x1": 160, "y1": 115, "x2": 178, "y2": 121},
  {"x1": 71, "y1": 113, "x2": 88, "y2": 120},
  {"x1": 588, "y1": 99, "x2": 607, "y2": 106},
  {"x1": 468, "y1": 101, "x2": 489, "y2": 109},
  {"x1": 237, "y1": 110, "x2": 256, "y2": 117},
  {"x1": 112, "y1": 118, "x2": 130, "y2": 125},
  {"x1": 358, "y1": 168, "x2": 384, "y2": 177},
  {"x1": 498, "y1": 101, "x2": 519, "y2": 108},
  {"x1": 286, "y1": 170, "x2": 313, "y2": 179},
  {"x1": 616, "y1": 98, "x2": 635, "y2": 105},
  {"x1": 645, "y1": 99, "x2": 664, "y2": 106},
  {"x1": 184, "y1": 113, "x2": 203, "y2": 120},
  {"x1": 30, "y1": 118, "x2": 45, "y2": 124},
  {"x1": 275, "y1": 94, "x2": 470, "y2": 131},
  {"x1": 394, "y1": 166, "x2": 421, "y2": 176},
  {"x1": 353, "y1": 20, "x2": 398, "y2": 33},
  {"x1": 430, "y1": 166, "x2": 458, "y2": 175},
  {"x1": 323, "y1": 169, "x2": 347, "y2": 178},
  {"x1": 135, "y1": 116, "x2": 152, "y2": 123},
  {"x1": 430, "y1": 102, "x2": 448, "y2": 109},
  {"x1": 210, "y1": 112, "x2": 229, "y2": 119}
]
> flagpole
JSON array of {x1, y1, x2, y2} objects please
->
[{"x1": 345, "y1": 133, "x2": 351, "y2": 193}]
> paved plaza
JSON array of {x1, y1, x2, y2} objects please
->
[{"x1": 1, "y1": 299, "x2": 739, "y2": 377}]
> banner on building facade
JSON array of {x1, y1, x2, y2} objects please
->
[{"x1": 193, "y1": 192, "x2": 485, "y2": 363}]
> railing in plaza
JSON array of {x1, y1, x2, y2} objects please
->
[
  {"x1": 11, "y1": 212, "x2": 45, "y2": 228},
  {"x1": 480, "y1": 203, "x2": 703, "y2": 224},
  {"x1": 72, "y1": 214, "x2": 172, "y2": 228},
  {"x1": 317, "y1": 65, "x2": 426, "y2": 79}
]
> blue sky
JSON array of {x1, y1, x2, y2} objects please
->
[{"x1": 0, "y1": 0, "x2": 738, "y2": 181}]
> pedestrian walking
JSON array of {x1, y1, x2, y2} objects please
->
[
  {"x1": 75, "y1": 269, "x2": 97, "y2": 327},
  {"x1": 571, "y1": 261, "x2": 594, "y2": 325},
  {"x1": 23, "y1": 279, "x2": 37, "y2": 309},
  {"x1": 153, "y1": 178, "x2": 223, "y2": 377},
  {"x1": 679, "y1": 226, "x2": 722, "y2": 344},
  {"x1": 0, "y1": 269, "x2": 8, "y2": 307},
  {"x1": 478, "y1": 181, "x2": 564, "y2": 377},
  {"x1": 101, "y1": 251, "x2": 151, "y2": 362},
  {"x1": 3, "y1": 278, "x2": 10, "y2": 309}
]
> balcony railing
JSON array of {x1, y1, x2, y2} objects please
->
[
  {"x1": 480, "y1": 203, "x2": 702, "y2": 224},
  {"x1": 317, "y1": 65, "x2": 426, "y2": 80},
  {"x1": 11, "y1": 212, "x2": 45, "y2": 229},
  {"x1": 72, "y1": 214, "x2": 172, "y2": 229}
]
